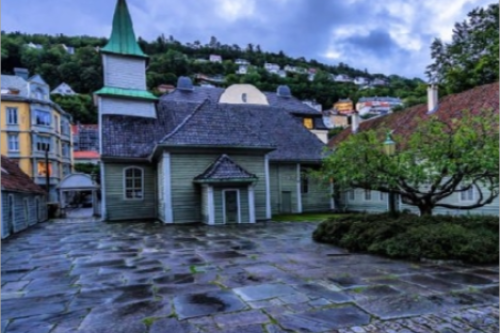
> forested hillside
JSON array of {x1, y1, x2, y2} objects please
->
[
  {"x1": 2, "y1": 3, "x2": 497, "y2": 124},
  {"x1": 1, "y1": 32, "x2": 426, "y2": 123}
]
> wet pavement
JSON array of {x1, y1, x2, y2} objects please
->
[{"x1": 1, "y1": 220, "x2": 498, "y2": 333}]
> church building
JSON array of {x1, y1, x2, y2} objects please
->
[{"x1": 97, "y1": 0, "x2": 332, "y2": 223}]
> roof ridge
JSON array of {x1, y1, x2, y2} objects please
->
[{"x1": 160, "y1": 98, "x2": 210, "y2": 143}]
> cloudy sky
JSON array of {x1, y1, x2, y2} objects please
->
[{"x1": 2, "y1": 0, "x2": 493, "y2": 79}]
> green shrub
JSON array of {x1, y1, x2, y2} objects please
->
[{"x1": 312, "y1": 213, "x2": 499, "y2": 264}]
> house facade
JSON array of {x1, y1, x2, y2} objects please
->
[
  {"x1": 209, "y1": 54, "x2": 222, "y2": 63},
  {"x1": 97, "y1": 0, "x2": 332, "y2": 223},
  {"x1": 51, "y1": 82, "x2": 77, "y2": 96},
  {"x1": 328, "y1": 83, "x2": 499, "y2": 216},
  {"x1": 50, "y1": 82, "x2": 76, "y2": 96},
  {"x1": 1, "y1": 68, "x2": 74, "y2": 202},
  {"x1": 356, "y1": 97, "x2": 402, "y2": 116},
  {"x1": 1, "y1": 156, "x2": 47, "y2": 239}
]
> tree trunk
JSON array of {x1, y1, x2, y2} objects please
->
[{"x1": 418, "y1": 205, "x2": 433, "y2": 216}]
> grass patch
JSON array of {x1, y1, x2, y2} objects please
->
[
  {"x1": 272, "y1": 213, "x2": 355, "y2": 222},
  {"x1": 142, "y1": 317, "x2": 160, "y2": 327},
  {"x1": 349, "y1": 286, "x2": 367, "y2": 294}
]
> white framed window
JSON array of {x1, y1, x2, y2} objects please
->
[
  {"x1": 460, "y1": 186, "x2": 474, "y2": 202},
  {"x1": 8, "y1": 134, "x2": 19, "y2": 151},
  {"x1": 35, "y1": 110, "x2": 51, "y2": 126},
  {"x1": 37, "y1": 161, "x2": 52, "y2": 177},
  {"x1": 124, "y1": 167, "x2": 144, "y2": 200},
  {"x1": 7, "y1": 107, "x2": 18, "y2": 124},
  {"x1": 379, "y1": 191, "x2": 385, "y2": 201},
  {"x1": 364, "y1": 190, "x2": 372, "y2": 201},
  {"x1": 62, "y1": 143, "x2": 70, "y2": 157},
  {"x1": 36, "y1": 136, "x2": 51, "y2": 152}
]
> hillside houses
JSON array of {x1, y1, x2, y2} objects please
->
[
  {"x1": 209, "y1": 54, "x2": 222, "y2": 63},
  {"x1": 356, "y1": 97, "x2": 402, "y2": 115},
  {"x1": 334, "y1": 74, "x2": 353, "y2": 83},
  {"x1": 264, "y1": 63, "x2": 280, "y2": 74}
]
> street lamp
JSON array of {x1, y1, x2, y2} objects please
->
[
  {"x1": 383, "y1": 131, "x2": 396, "y2": 215},
  {"x1": 383, "y1": 131, "x2": 396, "y2": 156}
]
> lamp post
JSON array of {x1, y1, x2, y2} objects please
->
[{"x1": 383, "y1": 131, "x2": 396, "y2": 215}]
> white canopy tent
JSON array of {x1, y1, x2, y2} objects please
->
[{"x1": 57, "y1": 173, "x2": 100, "y2": 217}]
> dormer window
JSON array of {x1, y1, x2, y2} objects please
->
[
  {"x1": 303, "y1": 118, "x2": 313, "y2": 129},
  {"x1": 242, "y1": 93, "x2": 247, "y2": 103},
  {"x1": 34, "y1": 88, "x2": 45, "y2": 100}
]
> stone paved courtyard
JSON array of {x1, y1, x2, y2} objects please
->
[{"x1": 1, "y1": 220, "x2": 498, "y2": 333}]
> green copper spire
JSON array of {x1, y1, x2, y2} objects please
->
[{"x1": 101, "y1": 0, "x2": 147, "y2": 58}]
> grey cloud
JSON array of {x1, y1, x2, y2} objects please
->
[{"x1": 1, "y1": 0, "x2": 494, "y2": 78}]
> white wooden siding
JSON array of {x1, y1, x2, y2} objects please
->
[
  {"x1": 101, "y1": 97, "x2": 156, "y2": 118},
  {"x1": 104, "y1": 54, "x2": 146, "y2": 90}
]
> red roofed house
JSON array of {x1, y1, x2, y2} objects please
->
[
  {"x1": 328, "y1": 82, "x2": 499, "y2": 216},
  {"x1": 72, "y1": 124, "x2": 100, "y2": 164},
  {"x1": 2, "y1": 156, "x2": 48, "y2": 238}
]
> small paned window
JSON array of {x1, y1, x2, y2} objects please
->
[
  {"x1": 36, "y1": 136, "x2": 51, "y2": 151},
  {"x1": 379, "y1": 191, "x2": 385, "y2": 201},
  {"x1": 8, "y1": 134, "x2": 19, "y2": 151},
  {"x1": 35, "y1": 110, "x2": 51, "y2": 126},
  {"x1": 124, "y1": 167, "x2": 144, "y2": 199},
  {"x1": 7, "y1": 107, "x2": 18, "y2": 124}
]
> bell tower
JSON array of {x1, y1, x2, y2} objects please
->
[{"x1": 94, "y1": 0, "x2": 157, "y2": 118}]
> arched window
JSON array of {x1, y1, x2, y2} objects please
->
[
  {"x1": 124, "y1": 167, "x2": 144, "y2": 200},
  {"x1": 241, "y1": 93, "x2": 247, "y2": 103}
]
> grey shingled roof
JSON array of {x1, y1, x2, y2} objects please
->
[
  {"x1": 159, "y1": 100, "x2": 325, "y2": 161},
  {"x1": 163, "y1": 86, "x2": 322, "y2": 116},
  {"x1": 194, "y1": 154, "x2": 257, "y2": 182},
  {"x1": 102, "y1": 88, "x2": 326, "y2": 161},
  {"x1": 102, "y1": 101, "x2": 200, "y2": 158},
  {"x1": 1, "y1": 75, "x2": 29, "y2": 97},
  {"x1": 264, "y1": 92, "x2": 322, "y2": 115}
]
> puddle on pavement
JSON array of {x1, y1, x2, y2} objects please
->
[{"x1": 174, "y1": 291, "x2": 246, "y2": 319}]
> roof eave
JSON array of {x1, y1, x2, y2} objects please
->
[
  {"x1": 101, "y1": 156, "x2": 151, "y2": 163},
  {"x1": 193, "y1": 177, "x2": 258, "y2": 184}
]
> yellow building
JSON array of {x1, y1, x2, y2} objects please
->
[
  {"x1": 333, "y1": 98, "x2": 354, "y2": 114},
  {"x1": 1, "y1": 68, "x2": 74, "y2": 202}
]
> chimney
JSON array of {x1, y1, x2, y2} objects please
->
[
  {"x1": 351, "y1": 112, "x2": 360, "y2": 133},
  {"x1": 13, "y1": 68, "x2": 29, "y2": 81},
  {"x1": 427, "y1": 84, "x2": 438, "y2": 113}
]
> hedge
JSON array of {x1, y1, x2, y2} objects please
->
[{"x1": 312, "y1": 213, "x2": 499, "y2": 264}]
